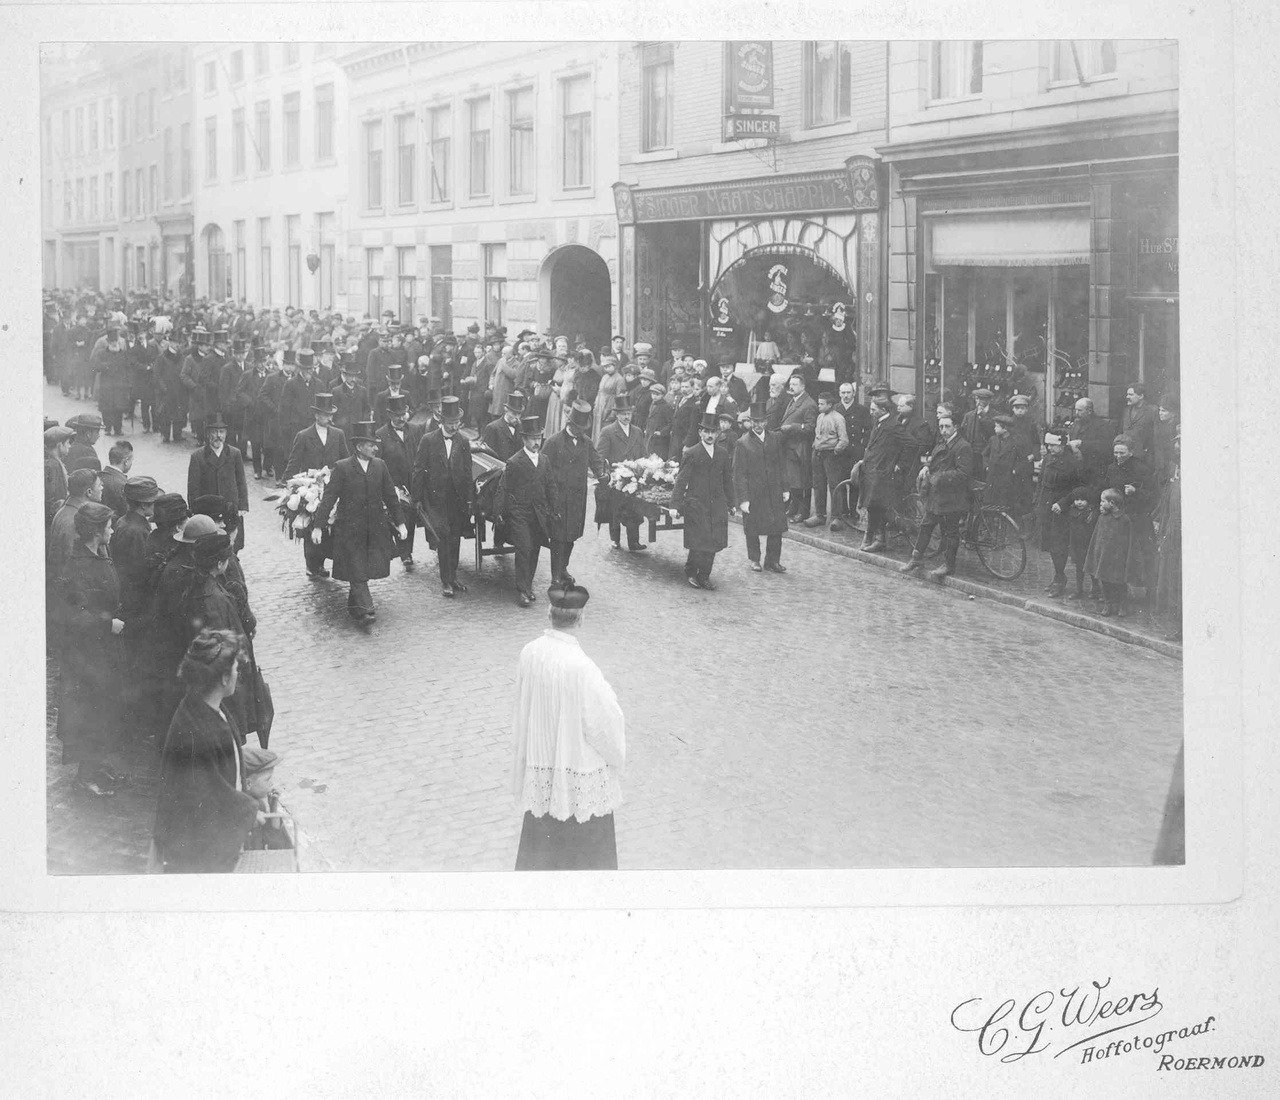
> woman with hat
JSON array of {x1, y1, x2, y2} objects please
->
[
  {"x1": 178, "y1": 533, "x2": 264, "y2": 742},
  {"x1": 671, "y1": 410, "x2": 734, "y2": 590},
  {"x1": 592, "y1": 355, "x2": 627, "y2": 444},
  {"x1": 313, "y1": 421, "x2": 408, "y2": 621},
  {"x1": 56, "y1": 501, "x2": 127, "y2": 796},
  {"x1": 544, "y1": 342, "x2": 574, "y2": 438},
  {"x1": 151, "y1": 629, "x2": 267, "y2": 872}
]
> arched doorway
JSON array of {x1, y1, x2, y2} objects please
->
[
  {"x1": 201, "y1": 223, "x2": 229, "y2": 300},
  {"x1": 542, "y1": 245, "x2": 611, "y2": 354}
]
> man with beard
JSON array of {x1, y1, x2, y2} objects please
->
[
  {"x1": 671, "y1": 411, "x2": 734, "y2": 590},
  {"x1": 494, "y1": 416, "x2": 552, "y2": 607},
  {"x1": 414, "y1": 395, "x2": 474, "y2": 598},
  {"x1": 375, "y1": 395, "x2": 424, "y2": 569},
  {"x1": 284, "y1": 394, "x2": 351, "y2": 578},
  {"x1": 91, "y1": 319, "x2": 132, "y2": 437},
  {"x1": 481, "y1": 390, "x2": 527, "y2": 462}
]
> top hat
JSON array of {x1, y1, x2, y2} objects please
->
[
  {"x1": 123, "y1": 476, "x2": 164, "y2": 504},
  {"x1": 385, "y1": 363, "x2": 404, "y2": 378},
  {"x1": 282, "y1": 349, "x2": 296, "y2": 366},
  {"x1": 311, "y1": 393, "x2": 338, "y2": 414},
  {"x1": 350, "y1": 420, "x2": 378, "y2": 442},
  {"x1": 612, "y1": 393, "x2": 635, "y2": 413},
  {"x1": 386, "y1": 394, "x2": 410, "y2": 414},
  {"x1": 504, "y1": 390, "x2": 527, "y2": 413},
  {"x1": 518, "y1": 415, "x2": 544, "y2": 438},
  {"x1": 339, "y1": 357, "x2": 360, "y2": 374},
  {"x1": 297, "y1": 348, "x2": 316, "y2": 367},
  {"x1": 567, "y1": 401, "x2": 593, "y2": 431},
  {"x1": 204, "y1": 412, "x2": 229, "y2": 431},
  {"x1": 698, "y1": 410, "x2": 721, "y2": 432},
  {"x1": 748, "y1": 399, "x2": 770, "y2": 420},
  {"x1": 547, "y1": 582, "x2": 589, "y2": 609},
  {"x1": 439, "y1": 395, "x2": 463, "y2": 422}
]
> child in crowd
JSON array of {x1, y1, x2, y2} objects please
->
[
  {"x1": 240, "y1": 745, "x2": 293, "y2": 852},
  {"x1": 1084, "y1": 488, "x2": 1144, "y2": 617},
  {"x1": 806, "y1": 390, "x2": 850, "y2": 527}
]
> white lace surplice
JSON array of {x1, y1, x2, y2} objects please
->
[{"x1": 511, "y1": 630, "x2": 626, "y2": 823}]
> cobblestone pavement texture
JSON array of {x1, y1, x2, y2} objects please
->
[{"x1": 44, "y1": 388, "x2": 1184, "y2": 873}]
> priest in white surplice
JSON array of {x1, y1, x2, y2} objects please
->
[{"x1": 511, "y1": 583, "x2": 626, "y2": 870}]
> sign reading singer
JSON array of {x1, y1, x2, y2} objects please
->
[
  {"x1": 727, "y1": 41, "x2": 774, "y2": 110},
  {"x1": 724, "y1": 114, "x2": 780, "y2": 140}
]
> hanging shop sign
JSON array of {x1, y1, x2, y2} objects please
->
[
  {"x1": 829, "y1": 301, "x2": 849, "y2": 333},
  {"x1": 723, "y1": 113, "x2": 780, "y2": 141},
  {"x1": 613, "y1": 162, "x2": 881, "y2": 226},
  {"x1": 727, "y1": 42, "x2": 774, "y2": 110},
  {"x1": 765, "y1": 264, "x2": 790, "y2": 313},
  {"x1": 709, "y1": 292, "x2": 737, "y2": 340}
]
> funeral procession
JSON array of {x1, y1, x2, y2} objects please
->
[{"x1": 39, "y1": 40, "x2": 1184, "y2": 874}]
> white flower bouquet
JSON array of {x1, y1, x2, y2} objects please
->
[
  {"x1": 608, "y1": 455, "x2": 680, "y2": 506},
  {"x1": 276, "y1": 467, "x2": 336, "y2": 540}
]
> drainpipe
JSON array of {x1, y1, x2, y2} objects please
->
[{"x1": 882, "y1": 41, "x2": 892, "y2": 391}]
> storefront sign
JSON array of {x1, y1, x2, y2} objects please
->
[
  {"x1": 1130, "y1": 233, "x2": 1179, "y2": 296},
  {"x1": 613, "y1": 168, "x2": 879, "y2": 225},
  {"x1": 766, "y1": 264, "x2": 789, "y2": 313},
  {"x1": 724, "y1": 113, "x2": 780, "y2": 140},
  {"x1": 727, "y1": 42, "x2": 774, "y2": 110},
  {"x1": 829, "y1": 301, "x2": 848, "y2": 333}
]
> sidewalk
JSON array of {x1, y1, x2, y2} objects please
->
[{"x1": 732, "y1": 512, "x2": 1182, "y2": 660}]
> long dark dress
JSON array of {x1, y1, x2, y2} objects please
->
[
  {"x1": 178, "y1": 570, "x2": 263, "y2": 740},
  {"x1": 152, "y1": 694, "x2": 258, "y2": 873}
]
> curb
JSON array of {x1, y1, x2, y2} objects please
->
[{"x1": 732, "y1": 516, "x2": 1182, "y2": 661}]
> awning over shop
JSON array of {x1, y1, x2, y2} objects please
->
[{"x1": 929, "y1": 213, "x2": 1091, "y2": 267}]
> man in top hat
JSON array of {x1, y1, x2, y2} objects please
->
[
  {"x1": 65, "y1": 412, "x2": 105, "y2": 474},
  {"x1": 129, "y1": 317, "x2": 160, "y2": 434},
  {"x1": 733, "y1": 399, "x2": 790, "y2": 573},
  {"x1": 541, "y1": 400, "x2": 606, "y2": 586},
  {"x1": 91, "y1": 317, "x2": 132, "y2": 436},
  {"x1": 44, "y1": 425, "x2": 76, "y2": 528},
  {"x1": 372, "y1": 363, "x2": 410, "y2": 426},
  {"x1": 180, "y1": 324, "x2": 218, "y2": 445},
  {"x1": 314, "y1": 340, "x2": 339, "y2": 389},
  {"x1": 481, "y1": 390, "x2": 527, "y2": 463},
  {"x1": 152, "y1": 319, "x2": 188, "y2": 443},
  {"x1": 494, "y1": 416, "x2": 552, "y2": 607},
  {"x1": 671, "y1": 410, "x2": 734, "y2": 590},
  {"x1": 285, "y1": 394, "x2": 351, "y2": 578},
  {"x1": 187, "y1": 412, "x2": 249, "y2": 552},
  {"x1": 375, "y1": 395, "x2": 424, "y2": 568},
  {"x1": 217, "y1": 335, "x2": 251, "y2": 452},
  {"x1": 312, "y1": 421, "x2": 408, "y2": 622},
  {"x1": 414, "y1": 395, "x2": 474, "y2": 597},
  {"x1": 595, "y1": 392, "x2": 649, "y2": 553},
  {"x1": 333, "y1": 355, "x2": 371, "y2": 437},
  {"x1": 234, "y1": 344, "x2": 276, "y2": 480},
  {"x1": 278, "y1": 347, "x2": 322, "y2": 467}
]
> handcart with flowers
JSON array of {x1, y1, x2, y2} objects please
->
[
  {"x1": 467, "y1": 444, "x2": 513, "y2": 571},
  {"x1": 594, "y1": 455, "x2": 685, "y2": 543}
]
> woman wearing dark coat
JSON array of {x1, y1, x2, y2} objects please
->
[
  {"x1": 1034, "y1": 430, "x2": 1083, "y2": 598},
  {"x1": 57, "y1": 502, "x2": 126, "y2": 796},
  {"x1": 178, "y1": 533, "x2": 264, "y2": 745},
  {"x1": 671, "y1": 412, "x2": 734, "y2": 590},
  {"x1": 981, "y1": 417, "x2": 1022, "y2": 512},
  {"x1": 152, "y1": 629, "x2": 262, "y2": 873},
  {"x1": 1101, "y1": 435, "x2": 1157, "y2": 597}
]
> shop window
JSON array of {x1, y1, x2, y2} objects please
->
[
  {"x1": 468, "y1": 97, "x2": 491, "y2": 198},
  {"x1": 1050, "y1": 40, "x2": 1117, "y2": 84},
  {"x1": 483, "y1": 243, "x2": 506, "y2": 327},
  {"x1": 805, "y1": 41, "x2": 853, "y2": 126},
  {"x1": 641, "y1": 43, "x2": 673, "y2": 151},
  {"x1": 430, "y1": 245, "x2": 453, "y2": 329},
  {"x1": 930, "y1": 41, "x2": 984, "y2": 100},
  {"x1": 428, "y1": 105, "x2": 451, "y2": 202}
]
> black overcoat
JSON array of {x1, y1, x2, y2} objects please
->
[
  {"x1": 541, "y1": 429, "x2": 605, "y2": 542},
  {"x1": 859, "y1": 414, "x2": 911, "y2": 509},
  {"x1": 1035, "y1": 451, "x2": 1083, "y2": 555},
  {"x1": 284, "y1": 424, "x2": 350, "y2": 480},
  {"x1": 314, "y1": 455, "x2": 405, "y2": 583},
  {"x1": 279, "y1": 373, "x2": 322, "y2": 449},
  {"x1": 56, "y1": 545, "x2": 124, "y2": 763},
  {"x1": 481, "y1": 416, "x2": 523, "y2": 463},
  {"x1": 495, "y1": 448, "x2": 552, "y2": 546},
  {"x1": 179, "y1": 571, "x2": 262, "y2": 736},
  {"x1": 920, "y1": 433, "x2": 975, "y2": 516},
  {"x1": 374, "y1": 421, "x2": 424, "y2": 491},
  {"x1": 732, "y1": 429, "x2": 789, "y2": 537},
  {"x1": 188, "y1": 443, "x2": 250, "y2": 513},
  {"x1": 414, "y1": 430, "x2": 474, "y2": 538},
  {"x1": 672, "y1": 442, "x2": 733, "y2": 552}
]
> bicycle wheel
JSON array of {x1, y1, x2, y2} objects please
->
[
  {"x1": 896, "y1": 493, "x2": 941, "y2": 557},
  {"x1": 973, "y1": 509, "x2": 1027, "y2": 580}
]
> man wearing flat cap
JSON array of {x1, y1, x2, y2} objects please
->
[
  {"x1": 511, "y1": 582, "x2": 626, "y2": 870},
  {"x1": 44, "y1": 425, "x2": 75, "y2": 529},
  {"x1": 314, "y1": 421, "x2": 408, "y2": 622},
  {"x1": 414, "y1": 395, "x2": 474, "y2": 597},
  {"x1": 495, "y1": 416, "x2": 552, "y2": 607},
  {"x1": 960, "y1": 388, "x2": 995, "y2": 478},
  {"x1": 65, "y1": 412, "x2": 105, "y2": 474},
  {"x1": 542, "y1": 400, "x2": 606, "y2": 586}
]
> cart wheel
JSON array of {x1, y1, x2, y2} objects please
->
[{"x1": 973, "y1": 509, "x2": 1026, "y2": 580}]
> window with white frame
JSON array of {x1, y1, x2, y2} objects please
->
[
  {"x1": 234, "y1": 220, "x2": 246, "y2": 299},
  {"x1": 283, "y1": 92, "x2": 301, "y2": 167},
  {"x1": 395, "y1": 113, "x2": 416, "y2": 205},
  {"x1": 1050, "y1": 40, "x2": 1117, "y2": 83},
  {"x1": 561, "y1": 75, "x2": 591, "y2": 189},
  {"x1": 365, "y1": 119, "x2": 383, "y2": 209},
  {"x1": 254, "y1": 43, "x2": 270, "y2": 76},
  {"x1": 259, "y1": 217, "x2": 272, "y2": 304},
  {"x1": 507, "y1": 87, "x2": 534, "y2": 196},
  {"x1": 283, "y1": 43, "x2": 300, "y2": 68},
  {"x1": 931, "y1": 41, "x2": 984, "y2": 100},
  {"x1": 134, "y1": 168, "x2": 143, "y2": 218},
  {"x1": 204, "y1": 115, "x2": 217, "y2": 181},
  {"x1": 806, "y1": 41, "x2": 853, "y2": 126},
  {"x1": 232, "y1": 108, "x2": 246, "y2": 176},
  {"x1": 366, "y1": 248, "x2": 384, "y2": 318},
  {"x1": 483, "y1": 243, "x2": 506, "y2": 327},
  {"x1": 641, "y1": 43, "x2": 674, "y2": 151},
  {"x1": 74, "y1": 178, "x2": 83, "y2": 222},
  {"x1": 180, "y1": 123, "x2": 191, "y2": 196},
  {"x1": 315, "y1": 83, "x2": 335, "y2": 162},
  {"x1": 429, "y1": 245, "x2": 453, "y2": 329},
  {"x1": 89, "y1": 102, "x2": 98, "y2": 151},
  {"x1": 75, "y1": 107, "x2": 84, "y2": 155},
  {"x1": 397, "y1": 246, "x2": 416, "y2": 324},
  {"x1": 89, "y1": 175, "x2": 98, "y2": 220},
  {"x1": 148, "y1": 165, "x2": 157, "y2": 213},
  {"x1": 428, "y1": 104, "x2": 451, "y2": 202},
  {"x1": 468, "y1": 97, "x2": 491, "y2": 198},
  {"x1": 287, "y1": 214, "x2": 301, "y2": 306},
  {"x1": 104, "y1": 99, "x2": 114, "y2": 148},
  {"x1": 63, "y1": 181, "x2": 71, "y2": 223},
  {"x1": 204, "y1": 60, "x2": 217, "y2": 94},
  {"x1": 255, "y1": 100, "x2": 271, "y2": 171},
  {"x1": 104, "y1": 172, "x2": 113, "y2": 219},
  {"x1": 163, "y1": 127, "x2": 174, "y2": 200},
  {"x1": 230, "y1": 50, "x2": 245, "y2": 84}
]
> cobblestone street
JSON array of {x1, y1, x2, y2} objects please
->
[{"x1": 44, "y1": 389, "x2": 1184, "y2": 872}]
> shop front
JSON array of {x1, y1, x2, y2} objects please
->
[
  {"x1": 157, "y1": 211, "x2": 194, "y2": 300},
  {"x1": 614, "y1": 158, "x2": 882, "y2": 380}
]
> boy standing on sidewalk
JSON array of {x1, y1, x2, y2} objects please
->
[{"x1": 804, "y1": 390, "x2": 849, "y2": 528}]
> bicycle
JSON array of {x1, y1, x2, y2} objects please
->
[
  {"x1": 832, "y1": 475, "x2": 938, "y2": 554},
  {"x1": 915, "y1": 481, "x2": 1027, "y2": 580}
]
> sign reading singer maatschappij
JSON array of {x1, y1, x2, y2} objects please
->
[{"x1": 613, "y1": 166, "x2": 881, "y2": 226}]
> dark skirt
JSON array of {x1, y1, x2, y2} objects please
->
[{"x1": 515, "y1": 811, "x2": 617, "y2": 871}]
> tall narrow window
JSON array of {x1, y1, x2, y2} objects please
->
[
  {"x1": 63, "y1": 181, "x2": 72, "y2": 224},
  {"x1": 234, "y1": 220, "x2": 246, "y2": 300},
  {"x1": 204, "y1": 116, "x2": 217, "y2": 181},
  {"x1": 232, "y1": 108, "x2": 246, "y2": 176},
  {"x1": 315, "y1": 83, "x2": 335, "y2": 161},
  {"x1": 255, "y1": 100, "x2": 271, "y2": 171},
  {"x1": 561, "y1": 76, "x2": 591, "y2": 189},
  {"x1": 507, "y1": 87, "x2": 534, "y2": 196},
  {"x1": 641, "y1": 43, "x2": 674, "y2": 151},
  {"x1": 428, "y1": 105, "x2": 451, "y2": 202},
  {"x1": 395, "y1": 113, "x2": 416, "y2": 205},
  {"x1": 283, "y1": 43, "x2": 300, "y2": 67},
  {"x1": 43, "y1": 116, "x2": 51, "y2": 165},
  {"x1": 75, "y1": 107, "x2": 84, "y2": 155},
  {"x1": 163, "y1": 127, "x2": 174, "y2": 200},
  {"x1": 283, "y1": 92, "x2": 301, "y2": 167},
  {"x1": 180, "y1": 122, "x2": 192, "y2": 196},
  {"x1": 397, "y1": 246, "x2": 416, "y2": 324},
  {"x1": 204, "y1": 60, "x2": 217, "y2": 95},
  {"x1": 316, "y1": 212, "x2": 335, "y2": 309},
  {"x1": 1050, "y1": 40, "x2": 1118, "y2": 83},
  {"x1": 366, "y1": 248, "x2": 384, "y2": 318},
  {"x1": 806, "y1": 41, "x2": 853, "y2": 126},
  {"x1": 148, "y1": 89, "x2": 157, "y2": 135},
  {"x1": 254, "y1": 43, "x2": 270, "y2": 76},
  {"x1": 134, "y1": 168, "x2": 144, "y2": 219},
  {"x1": 483, "y1": 243, "x2": 506, "y2": 327},
  {"x1": 89, "y1": 175, "x2": 98, "y2": 220},
  {"x1": 148, "y1": 165, "x2": 157, "y2": 213},
  {"x1": 103, "y1": 99, "x2": 114, "y2": 148},
  {"x1": 287, "y1": 214, "x2": 301, "y2": 307},
  {"x1": 468, "y1": 97, "x2": 491, "y2": 198},
  {"x1": 365, "y1": 119, "x2": 383, "y2": 209},
  {"x1": 104, "y1": 173, "x2": 113, "y2": 219},
  {"x1": 61, "y1": 110, "x2": 70, "y2": 156},
  {"x1": 258, "y1": 217, "x2": 272, "y2": 305},
  {"x1": 430, "y1": 245, "x2": 453, "y2": 329},
  {"x1": 75, "y1": 178, "x2": 84, "y2": 222},
  {"x1": 135, "y1": 94, "x2": 146, "y2": 139},
  {"x1": 230, "y1": 50, "x2": 244, "y2": 84},
  {"x1": 931, "y1": 41, "x2": 984, "y2": 99},
  {"x1": 89, "y1": 102, "x2": 99, "y2": 151}
]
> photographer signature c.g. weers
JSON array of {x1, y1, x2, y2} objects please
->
[{"x1": 951, "y1": 978, "x2": 1163, "y2": 1062}]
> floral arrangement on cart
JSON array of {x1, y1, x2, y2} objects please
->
[
  {"x1": 608, "y1": 456, "x2": 680, "y2": 507},
  {"x1": 275, "y1": 467, "x2": 335, "y2": 540}
]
